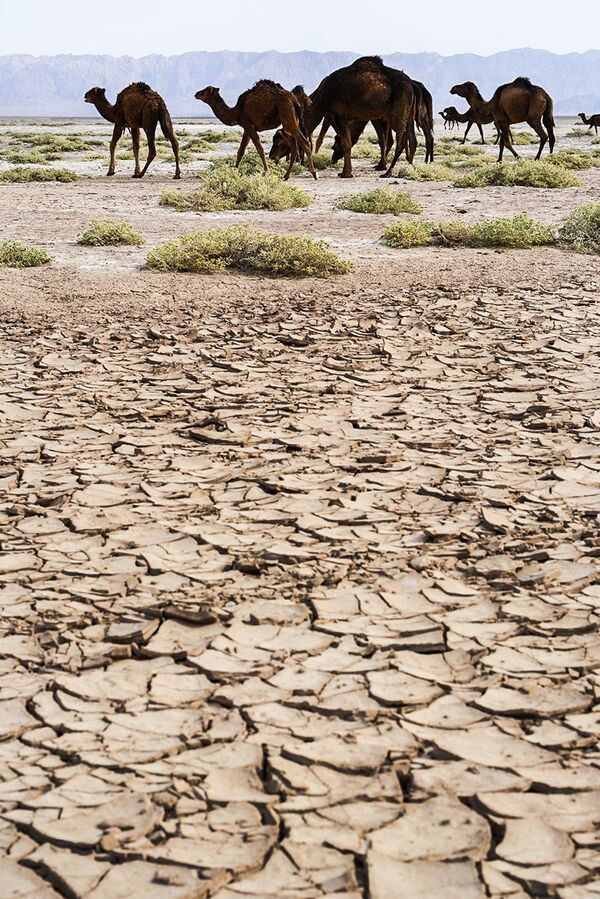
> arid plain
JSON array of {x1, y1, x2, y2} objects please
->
[{"x1": 1, "y1": 116, "x2": 600, "y2": 898}]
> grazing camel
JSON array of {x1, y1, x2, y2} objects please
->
[
  {"x1": 84, "y1": 82, "x2": 181, "y2": 179},
  {"x1": 579, "y1": 112, "x2": 600, "y2": 134},
  {"x1": 451, "y1": 77, "x2": 555, "y2": 161},
  {"x1": 269, "y1": 57, "x2": 415, "y2": 178},
  {"x1": 194, "y1": 80, "x2": 316, "y2": 180}
]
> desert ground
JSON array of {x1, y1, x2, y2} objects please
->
[{"x1": 1, "y1": 116, "x2": 600, "y2": 898}]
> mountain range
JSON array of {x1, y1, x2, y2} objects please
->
[{"x1": 1, "y1": 48, "x2": 599, "y2": 117}]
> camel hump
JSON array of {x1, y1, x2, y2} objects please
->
[
  {"x1": 351, "y1": 55, "x2": 384, "y2": 70},
  {"x1": 513, "y1": 76, "x2": 532, "y2": 87},
  {"x1": 252, "y1": 78, "x2": 284, "y2": 91}
]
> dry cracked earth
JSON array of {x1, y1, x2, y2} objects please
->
[{"x1": 1, "y1": 119, "x2": 600, "y2": 898}]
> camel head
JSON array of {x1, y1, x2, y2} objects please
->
[
  {"x1": 84, "y1": 87, "x2": 107, "y2": 105},
  {"x1": 578, "y1": 113, "x2": 586, "y2": 121},
  {"x1": 269, "y1": 129, "x2": 292, "y2": 162},
  {"x1": 195, "y1": 86, "x2": 220, "y2": 103},
  {"x1": 450, "y1": 82, "x2": 473, "y2": 99}
]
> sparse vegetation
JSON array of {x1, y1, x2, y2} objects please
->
[
  {"x1": 395, "y1": 162, "x2": 459, "y2": 182},
  {"x1": 0, "y1": 240, "x2": 51, "y2": 268},
  {"x1": 0, "y1": 167, "x2": 77, "y2": 183},
  {"x1": 336, "y1": 187, "x2": 422, "y2": 215},
  {"x1": 510, "y1": 131, "x2": 540, "y2": 145},
  {"x1": 383, "y1": 215, "x2": 556, "y2": 249},
  {"x1": 147, "y1": 226, "x2": 352, "y2": 277},
  {"x1": 77, "y1": 220, "x2": 145, "y2": 247},
  {"x1": 547, "y1": 149, "x2": 600, "y2": 170},
  {"x1": 558, "y1": 203, "x2": 600, "y2": 253},
  {"x1": 160, "y1": 159, "x2": 312, "y2": 212},
  {"x1": 0, "y1": 149, "x2": 49, "y2": 165},
  {"x1": 453, "y1": 160, "x2": 580, "y2": 188}
]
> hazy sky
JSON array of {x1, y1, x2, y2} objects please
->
[{"x1": 3, "y1": 0, "x2": 598, "y2": 57}]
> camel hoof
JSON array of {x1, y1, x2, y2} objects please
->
[
  {"x1": 338, "y1": 172, "x2": 353, "y2": 179},
  {"x1": 379, "y1": 172, "x2": 392, "y2": 179},
  {"x1": 174, "y1": 174, "x2": 182, "y2": 180},
  {"x1": 106, "y1": 172, "x2": 115, "y2": 177}
]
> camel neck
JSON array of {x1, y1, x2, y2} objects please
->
[
  {"x1": 93, "y1": 98, "x2": 117, "y2": 124},
  {"x1": 206, "y1": 93, "x2": 238, "y2": 126}
]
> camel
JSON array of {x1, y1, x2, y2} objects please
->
[
  {"x1": 269, "y1": 57, "x2": 415, "y2": 178},
  {"x1": 194, "y1": 80, "x2": 316, "y2": 180},
  {"x1": 451, "y1": 77, "x2": 555, "y2": 161},
  {"x1": 441, "y1": 105, "x2": 487, "y2": 143},
  {"x1": 84, "y1": 82, "x2": 181, "y2": 179},
  {"x1": 579, "y1": 112, "x2": 600, "y2": 135}
]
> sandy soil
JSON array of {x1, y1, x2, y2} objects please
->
[{"x1": 1, "y1": 118, "x2": 600, "y2": 898}]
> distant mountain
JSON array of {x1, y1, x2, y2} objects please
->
[{"x1": 1, "y1": 48, "x2": 599, "y2": 116}]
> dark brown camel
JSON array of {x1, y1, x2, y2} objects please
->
[
  {"x1": 579, "y1": 113, "x2": 600, "y2": 135},
  {"x1": 194, "y1": 80, "x2": 316, "y2": 180},
  {"x1": 451, "y1": 77, "x2": 555, "y2": 161},
  {"x1": 84, "y1": 82, "x2": 181, "y2": 179},
  {"x1": 269, "y1": 57, "x2": 415, "y2": 178},
  {"x1": 441, "y1": 105, "x2": 487, "y2": 143}
]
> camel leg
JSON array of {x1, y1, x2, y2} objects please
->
[
  {"x1": 529, "y1": 119, "x2": 548, "y2": 161},
  {"x1": 247, "y1": 127, "x2": 269, "y2": 174},
  {"x1": 335, "y1": 120, "x2": 354, "y2": 178},
  {"x1": 314, "y1": 119, "x2": 330, "y2": 153},
  {"x1": 284, "y1": 138, "x2": 298, "y2": 181},
  {"x1": 477, "y1": 124, "x2": 485, "y2": 144},
  {"x1": 235, "y1": 132, "x2": 251, "y2": 167},
  {"x1": 138, "y1": 124, "x2": 157, "y2": 177},
  {"x1": 131, "y1": 127, "x2": 141, "y2": 178},
  {"x1": 383, "y1": 119, "x2": 411, "y2": 178},
  {"x1": 462, "y1": 122, "x2": 473, "y2": 144},
  {"x1": 407, "y1": 125, "x2": 417, "y2": 164},
  {"x1": 373, "y1": 121, "x2": 389, "y2": 171},
  {"x1": 300, "y1": 136, "x2": 317, "y2": 180},
  {"x1": 107, "y1": 124, "x2": 124, "y2": 176},
  {"x1": 169, "y1": 131, "x2": 181, "y2": 179}
]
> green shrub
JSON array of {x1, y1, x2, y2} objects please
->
[
  {"x1": 383, "y1": 215, "x2": 555, "y2": 250},
  {"x1": 0, "y1": 149, "x2": 49, "y2": 165},
  {"x1": 0, "y1": 240, "x2": 50, "y2": 267},
  {"x1": 77, "y1": 220, "x2": 145, "y2": 247},
  {"x1": 453, "y1": 160, "x2": 579, "y2": 188},
  {"x1": 436, "y1": 142, "x2": 485, "y2": 157},
  {"x1": 558, "y1": 203, "x2": 600, "y2": 253},
  {"x1": 383, "y1": 220, "x2": 434, "y2": 248},
  {"x1": 160, "y1": 160, "x2": 312, "y2": 212},
  {"x1": 510, "y1": 131, "x2": 540, "y2": 145},
  {"x1": 547, "y1": 149, "x2": 600, "y2": 170},
  {"x1": 0, "y1": 167, "x2": 77, "y2": 183},
  {"x1": 395, "y1": 162, "x2": 457, "y2": 182},
  {"x1": 311, "y1": 151, "x2": 340, "y2": 170},
  {"x1": 336, "y1": 187, "x2": 422, "y2": 215},
  {"x1": 147, "y1": 226, "x2": 352, "y2": 278}
]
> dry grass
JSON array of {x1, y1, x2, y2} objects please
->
[{"x1": 147, "y1": 226, "x2": 352, "y2": 278}]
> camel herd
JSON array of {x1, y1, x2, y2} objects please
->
[{"x1": 83, "y1": 56, "x2": 598, "y2": 180}]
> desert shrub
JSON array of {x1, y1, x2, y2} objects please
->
[
  {"x1": 160, "y1": 160, "x2": 312, "y2": 212},
  {"x1": 558, "y1": 203, "x2": 600, "y2": 253},
  {"x1": 147, "y1": 226, "x2": 352, "y2": 277},
  {"x1": 351, "y1": 138, "x2": 381, "y2": 160},
  {"x1": 383, "y1": 220, "x2": 434, "y2": 248},
  {"x1": 181, "y1": 137, "x2": 214, "y2": 154},
  {"x1": 436, "y1": 142, "x2": 485, "y2": 157},
  {"x1": 0, "y1": 149, "x2": 49, "y2": 165},
  {"x1": 395, "y1": 162, "x2": 457, "y2": 182},
  {"x1": 311, "y1": 151, "x2": 340, "y2": 170},
  {"x1": 453, "y1": 160, "x2": 579, "y2": 188},
  {"x1": 336, "y1": 187, "x2": 422, "y2": 215},
  {"x1": 547, "y1": 149, "x2": 600, "y2": 170},
  {"x1": 0, "y1": 167, "x2": 77, "y2": 183},
  {"x1": 0, "y1": 240, "x2": 50, "y2": 267},
  {"x1": 383, "y1": 215, "x2": 555, "y2": 250},
  {"x1": 510, "y1": 131, "x2": 540, "y2": 145},
  {"x1": 77, "y1": 220, "x2": 145, "y2": 247}
]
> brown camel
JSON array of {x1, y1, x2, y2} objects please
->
[
  {"x1": 269, "y1": 57, "x2": 415, "y2": 178},
  {"x1": 194, "y1": 80, "x2": 316, "y2": 180},
  {"x1": 84, "y1": 82, "x2": 181, "y2": 179},
  {"x1": 451, "y1": 77, "x2": 555, "y2": 161},
  {"x1": 579, "y1": 113, "x2": 600, "y2": 135},
  {"x1": 441, "y1": 105, "x2": 487, "y2": 143}
]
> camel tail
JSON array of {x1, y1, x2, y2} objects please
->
[
  {"x1": 158, "y1": 101, "x2": 175, "y2": 139},
  {"x1": 293, "y1": 95, "x2": 309, "y2": 141},
  {"x1": 543, "y1": 94, "x2": 555, "y2": 130}
]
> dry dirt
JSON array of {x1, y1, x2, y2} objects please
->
[{"x1": 1, "y1": 118, "x2": 600, "y2": 898}]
